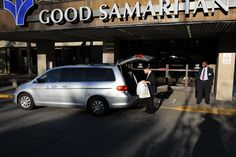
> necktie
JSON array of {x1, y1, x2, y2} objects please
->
[{"x1": 202, "y1": 68, "x2": 205, "y2": 80}]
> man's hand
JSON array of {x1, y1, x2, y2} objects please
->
[{"x1": 141, "y1": 80, "x2": 150, "y2": 84}]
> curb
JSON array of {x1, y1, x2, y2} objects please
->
[
  {"x1": 0, "y1": 94, "x2": 13, "y2": 99},
  {"x1": 161, "y1": 105, "x2": 236, "y2": 116}
]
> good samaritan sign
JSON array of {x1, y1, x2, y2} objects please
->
[
  {"x1": 3, "y1": 0, "x2": 236, "y2": 25},
  {"x1": 4, "y1": 0, "x2": 235, "y2": 26},
  {"x1": 38, "y1": 0, "x2": 235, "y2": 25}
]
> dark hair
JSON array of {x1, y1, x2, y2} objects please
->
[
  {"x1": 202, "y1": 61, "x2": 208, "y2": 64},
  {"x1": 143, "y1": 64, "x2": 150, "y2": 69}
]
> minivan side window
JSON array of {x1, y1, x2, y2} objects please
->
[
  {"x1": 60, "y1": 68, "x2": 84, "y2": 82},
  {"x1": 37, "y1": 69, "x2": 61, "y2": 83},
  {"x1": 84, "y1": 68, "x2": 115, "y2": 81}
]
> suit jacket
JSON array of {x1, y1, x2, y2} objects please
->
[
  {"x1": 196, "y1": 67, "x2": 214, "y2": 85},
  {"x1": 146, "y1": 72, "x2": 157, "y2": 96}
]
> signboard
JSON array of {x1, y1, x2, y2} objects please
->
[
  {"x1": 3, "y1": 0, "x2": 34, "y2": 25},
  {"x1": 3, "y1": 0, "x2": 236, "y2": 26},
  {"x1": 39, "y1": 0, "x2": 233, "y2": 25},
  {"x1": 222, "y1": 53, "x2": 232, "y2": 64}
]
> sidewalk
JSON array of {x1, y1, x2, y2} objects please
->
[
  {"x1": 0, "y1": 86, "x2": 15, "y2": 104},
  {"x1": 157, "y1": 85, "x2": 236, "y2": 115}
]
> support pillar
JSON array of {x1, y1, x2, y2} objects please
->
[
  {"x1": 27, "y1": 42, "x2": 33, "y2": 76},
  {"x1": 102, "y1": 40, "x2": 120, "y2": 64},
  {"x1": 215, "y1": 53, "x2": 235, "y2": 101},
  {"x1": 36, "y1": 41, "x2": 55, "y2": 75},
  {"x1": 216, "y1": 36, "x2": 236, "y2": 101}
]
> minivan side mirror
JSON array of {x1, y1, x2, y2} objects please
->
[{"x1": 36, "y1": 78, "x2": 45, "y2": 83}]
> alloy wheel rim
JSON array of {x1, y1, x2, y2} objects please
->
[
  {"x1": 91, "y1": 100, "x2": 105, "y2": 113},
  {"x1": 20, "y1": 96, "x2": 31, "y2": 108}
]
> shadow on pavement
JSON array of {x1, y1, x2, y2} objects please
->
[
  {"x1": 155, "y1": 85, "x2": 173, "y2": 111},
  {"x1": 0, "y1": 107, "x2": 163, "y2": 157},
  {"x1": 193, "y1": 114, "x2": 227, "y2": 157}
]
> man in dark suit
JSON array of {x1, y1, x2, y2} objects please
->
[
  {"x1": 142, "y1": 66, "x2": 157, "y2": 113},
  {"x1": 196, "y1": 61, "x2": 214, "y2": 104}
]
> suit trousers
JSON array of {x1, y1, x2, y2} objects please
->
[
  {"x1": 146, "y1": 96, "x2": 155, "y2": 113},
  {"x1": 197, "y1": 80, "x2": 211, "y2": 104}
]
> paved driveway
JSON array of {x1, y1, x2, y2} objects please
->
[{"x1": 0, "y1": 103, "x2": 235, "y2": 157}]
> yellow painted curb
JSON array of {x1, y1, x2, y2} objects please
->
[
  {"x1": 0, "y1": 94, "x2": 13, "y2": 99},
  {"x1": 161, "y1": 106, "x2": 236, "y2": 116}
]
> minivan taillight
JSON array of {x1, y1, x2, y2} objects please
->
[
  {"x1": 136, "y1": 54, "x2": 144, "y2": 58},
  {"x1": 116, "y1": 86, "x2": 128, "y2": 91}
]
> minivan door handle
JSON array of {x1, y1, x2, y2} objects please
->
[
  {"x1": 61, "y1": 85, "x2": 68, "y2": 88},
  {"x1": 47, "y1": 85, "x2": 58, "y2": 88}
]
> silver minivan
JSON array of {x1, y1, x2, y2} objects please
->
[{"x1": 14, "y1": 55, "x2": 155, "y2": 115}]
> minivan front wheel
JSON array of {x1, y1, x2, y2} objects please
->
[
  {"x1": 88, "y1": 97, "x2": 108, "y2": 116},
  {"x1": 18, "y1": 93, "x2": 35, "y2": 110}
]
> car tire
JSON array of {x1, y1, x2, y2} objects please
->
[
  {"x1": 88, "y1": 97, "x2": 109, "y2": 116},
  {"x1": 18, "y1": 93, "x2": 35, "y2": 110}
]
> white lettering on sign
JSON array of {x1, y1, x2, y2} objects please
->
[
  {"x1": 193, "y1": 0, "x2": 209, "y2": 15},
  {"x1": 159, "y1": 0, "x2": 171, "y2": 16},
  {"x1": 38, "y1": 0, "x2": 232, "y2": 25},
  {"x1": 39, "y1": 7, "x2": 92, "y2": 24},
  {"x1": 39, "y1": 10, "x2": 50, "y2": 24},
  {"x1": 64, "y1": 7, "x2": 78, "y2": 22},
  {"x1": 123, "y1": 2, "x2": 141, "y2": 18},
  {"x1": 51, "y1": 9, "x2": 64, "y2": 24},
  {"x1": 80, "y1": 6, "x2": 92, "y2": 21},
  {"x1": 213, "y1": 0, "x2": 229, "y2": 12},
  {"x1": 99, "y1": 4, "x2": 109, "y2": 20},
  {"x1": 109, "y1": 4, "x2": 122, "y2": 19},
  {"x1": 142, "y1": 1, "x2": 156, "y2": 17}
]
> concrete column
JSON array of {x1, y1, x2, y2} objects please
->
[
  {"x1": 6, "y1": 48, "x2": 10, "y2": 74},
  {"x1": 37, "y1": 54, "x2": 47, "y2": 75},
  {"x1": 216, "y1": 35, "x2": 236, "y2": 101},
  {"x1": 0, "y1": 48, "x2": 7, "y2": 74},
  {"x1": 102, "y1": 41, "x2": 115, "y2": 64},
  {"x1": 27, "y1": 42, "x2": 33, "y2": 76},
  {"x1": 102, "y1": 40, "x2": 120, "y2": 64},
  {"x1": 36, "y1": 41, "x2": 55, "y2": 75},
  {"x1": 215, "y1": 53, "x2": 235, "y2": 101}
]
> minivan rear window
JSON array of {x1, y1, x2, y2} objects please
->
[{"x1": 84, "y1": 68, "x2": 115, "y2": 82}]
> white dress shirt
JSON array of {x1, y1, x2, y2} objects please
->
[
  {"x1": 200, "y1": 67, "x2": 209, "y2": 81},
  {"x1": 146, "y1": 71, "x2": 151, "y2": 80}
]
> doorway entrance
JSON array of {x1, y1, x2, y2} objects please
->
[{"x1": 119, "y1": 39, "x2": 218, "y2": 87}]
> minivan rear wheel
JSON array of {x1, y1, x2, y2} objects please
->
[
  {"x1": 88, "y1": 97, "x2": 108, "y2": 116},
  {"x1": 18, "y1": 93, "x2": 35, "y2": 110}
]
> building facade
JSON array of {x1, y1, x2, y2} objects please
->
[{"x1": 0, "y1": 0, "x2": 236, "y2": 101}]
